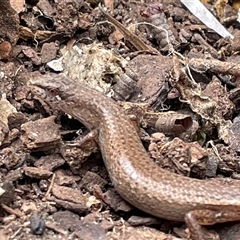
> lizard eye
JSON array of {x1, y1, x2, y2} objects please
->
[{"x1": 47, "y1": 88, "x2": 58, "y2": 96}]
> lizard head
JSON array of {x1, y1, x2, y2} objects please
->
[{"x1": 28, "y1": 72, "x2": 74, "y2": 104}]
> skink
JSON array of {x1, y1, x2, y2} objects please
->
[{"x1": 29, "y1": 73, "x2": 240, "y2": 240}]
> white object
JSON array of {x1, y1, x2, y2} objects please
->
[{"x1": 181, "y1": 0, "x2": 233, "y2": 39}]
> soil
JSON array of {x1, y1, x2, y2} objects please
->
[{"x1": 1, "y1": 0, "x2": 240, "y2": 239}]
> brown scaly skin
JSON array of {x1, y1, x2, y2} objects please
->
[{"x1": 29, "y1": 73, "x2": 240, "y2": 240}]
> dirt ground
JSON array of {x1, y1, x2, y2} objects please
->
[{"x1": 1, "y1": 0, "x2": 240, "y2": 239}]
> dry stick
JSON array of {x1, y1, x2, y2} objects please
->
[
  {"x1": 11, "y1": 227, "x2": 23, "y2": 239},
  {"x1": 1, "y1": 203, "x2": 24, "y2": 218},
  {"x1": 188, "y1": 58, "x2": 240, "y2": 77},
  {"x1": 42, "y1": 173, "x2": 56, "y2": 202}
]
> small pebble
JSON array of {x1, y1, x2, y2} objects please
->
[{"x1": 30, "y1": 212, "x2": 46, "y2": 235}]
